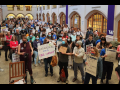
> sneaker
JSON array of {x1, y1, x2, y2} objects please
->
[
  {"x1": 45, "y1": 73, "x2": 48, "y2": 77},
  {"x1": 57, "y1": 77, "x2": 61, "y2": 82},
  {"x1": 66, "y1": 79, "x2": 69, "y2": 84},
  {"x1": 72, "y1": 78, "x2": 77, "y2": 82}
]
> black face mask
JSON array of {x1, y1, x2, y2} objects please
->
[
  {"x1": 23, "y1": 41, "x2": 27, "y2": 44},
  {"x1": 80, "y1": 37, "x2": 82, "y2": 39},
  {"x1": 109, "y1": 46, "x2": 113, "y2": 49},
  {"x1": 47, "y1": 42, "x2": 49, "y2": 43},
  {"x1": 76, "y1": 45, "x2": 79, "y2": 47}
]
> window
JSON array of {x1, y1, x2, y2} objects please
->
[
  {"x1": 47, "y1": 5, "x2": 50, "y2": 9},
  {"x1": 87, "y1": 13, "x2": 107, "y2": 34},
  {"x1": 7, "y1": 5, "x2": 14, "y2": 11},
  {"x1": 60, "y1": 13, "x2": 66, "y2": 25},
  {"x1": 25, "y1": 5, "x2": 32, "y2": 11},
  {"x1": 52, "y1": 5, "x2": 57, "y2": 9},
  {"x1": 71, "y1": 13, "x2": 81, "y2": 29},
  {"x1": 60, "y1": 5, "x2": 66, "y2": 8},
  {"x1": 52, "y1": 13, "x2": 57, "y2": 24},
  {"x1": 47, "y1": 13, "x2": 50, "y2": 22},
  {"x1": 16, "y1": 5, "x2": 23, "y2": 11}
]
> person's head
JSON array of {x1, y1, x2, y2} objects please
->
[
  {"x1": 22, "y1": 36, "x2": 27, "y2": 44},
  {"x1": 35, "y1": 30, "x2": 38, "y2": 34},
  {"x1": 91, "y1": 47, "x2": 99, "y2": 57},
  {"x1": 77, "y1": 28, "x2": 80, "y2": 32},
  {"x1": 7, "y1": 31, "x2": 10, "y2": 36},
  {"x1": 76, "y1": 41, "x2": 82, "y2": 48},
  {"x1": 63, "y1": 32, "x2": 67, "y2": 38},
  {"x1": 29, "y1": 33, "x2": 33, "y2": 38},
  {"x1": 35, "y1": 36, "x2": 39, "y2": 41},
  {"x1": 76, "y1": 35, "x2": 80, "y2": 41},
  {"x1": 11, "y1": 35, "x2": 17, "y2": 41},
  {"x1": 100, "y1": 37, "x2": 106, "y2": 47},
  {"x1": 71, "y1": 27, "x2": 74, "y2": 30},
  {"x1": 62, "y1": 38, "x2": 68, "y2": 46},
  {"x1": 42, "y1": 33, "x2": 46, "y2": 37},
  {"x1": 50, "y1": 25, "x2": 52, "y2": 28},
  {"x1": 67, "y1": 36, "x2": 72, "y2": 42},
  {"x1": 94, "y1": 31, "x2": 97, "y2": 36},
  {"x1": 89, "y1": 34, "x2": 93, "y2": 40},
  {"x1": 100, "y1": 34, "x2": 104, "y2": 40},
  {"x1": 53, "y1": 28, "x2": 56, "y2": 32},
  {"x1": 16, "y1": 29, "x2": 19, "y2": 34},
  {"x1": 106, "y1": 42, "x2": 111, "y2": 48}
]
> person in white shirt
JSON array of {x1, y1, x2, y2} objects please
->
[
  {"x1": 72, "y1": 41, "x2": 85, "y2": 83},
  {"x1": 76, "y1": 28, "x2": 84, "y2": 37},
  {"x1": 63, "y1": 25, "x2": 69, "y2": 33}
]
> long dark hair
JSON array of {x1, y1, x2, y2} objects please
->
[
  {"x1": 47, "y1": 32, "x2": 54, "y2": 40},
  {"x1": 100, "y1": 37, "x2": 106, "y2": 48},
  {"x1": 67, "y1": 36, "x2": 72, "y2": 44}
]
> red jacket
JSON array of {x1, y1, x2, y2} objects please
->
[{"x1": 10, "y1": 41, "x2": 18, "y2": 49}]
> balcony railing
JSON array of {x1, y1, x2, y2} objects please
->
[{"x1": 7, "y1": 7, "x2": 14, "y2": 11}]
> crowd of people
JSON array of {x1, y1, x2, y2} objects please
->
[{"x1": 0, "y1": 17, "x2": 120, "y2": 84}]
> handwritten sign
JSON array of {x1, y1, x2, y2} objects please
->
[
  {"x1": 38, "y1": 43, "x2": 55, "y2": 60},
  {"x1": 56, "y1": 41, "x2": 62, "y2": 52},
  {"x1": 59, "y1": 46, "x2": 67, "y2": 53},
  {"x1": 36, "y1": 26, "x2": 39, "y2": 31},
  {"x1": 105, "y1": 48, "x2": 116, "y2": 62},
  {"x1": 1, "y1": 26, "x2": 6, "y2": 32},
  {"x1": 12, "y1": 53, "x2": 20, "y2": 63},
  {"x1": 86, "y1": 44, "x2": 93, "y2": 54},
  {"x1": 86, "y1": 55, "x2": 98, "y2": 77}
]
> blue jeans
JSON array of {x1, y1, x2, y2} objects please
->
[
  {"x1": 44, "y1": 57, "x2": 53, "y2": 74},
  {"x1": 33, "y1": 51, "x2": 40, "y2": 65}
]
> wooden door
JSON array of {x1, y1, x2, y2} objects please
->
[{"x1": 117, "y1": 20, "x2": 120, "y2": 42}]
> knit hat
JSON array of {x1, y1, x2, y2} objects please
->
[{"x1": 76, "y1": 41, "x2": 82, "y2": 46}]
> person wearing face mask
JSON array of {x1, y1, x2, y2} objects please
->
[
  {"x1": 20, "y1": 26, "x2": 27, "y2": 35},
  {"x1": 57, "y1": 38, "x2": 73, "y2": 84},
  {"x1": 18, "y1": 36, "x2": 34, "y2": 84},
  {"x1": 100, "y1": 42, "x2": 114, "y2": 84},
  {"x1": 33, "y1": 36, "x2": 42, "y2": 67},
  {"x1": 35, "y1": 30, "x2": 40, "y2": 38},
  {"x1": 39, "y1": 33, "x2": 46, "y2": 44},
  {"x1": 71, "y1": 31, "x2": 76, "y2": 42},
  {"x1": 57, "y1": 30, "x2": 64, "y2": 40},
  {"x1": 51, "y1": 31, "x2": 57, "y2": 40},
  {"x1": 72, "y1": 41, "x2": 85, "y2": 83},
  {"x1": 47, "y1": 32, "x2": 54, "y2": 41},
  {"x1": 84, "y1": 47, "x2": 103, "y2": 84},
  {"x1": 27, "y1": 33, "x2": 35, "y2": 43}
]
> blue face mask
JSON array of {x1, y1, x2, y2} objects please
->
[
  {"x1": 60, "y1": 34, "x2": 63, "y2": 36},
  {"x1": 48, "y1": 35, "x2": 51, "y2": 37},
  {"x1": 62, "y1": 41, "x2": 65, "y2": 45},
  {"x1": 68, "y1": 39, "x2": 70, "y2": 41},
  {"x1": 22, "y1": 29, "x2": 24, "y2": 30},
  {"x1": 30, "y1": 35, "x2": 32, "y2": 37},
  {"x1": 36, "y1": 38, "x2": 39, "y2": 40},
  {"x1": 59, "y1": 38, "x2": 62, "y2": 40}
]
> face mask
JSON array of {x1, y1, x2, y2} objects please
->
[
  {"x1": 76, "y1": 45, "x2": 79, "y2": 47},
  {"x1": 30, "y1": 35, "x2": 32, "y2": 37},
  {"x1": 22, "y1": 29, "x2": 24, "y2": 30},
  {"x1": 80, "y1": 37, "x2": 82, "y2": 39},
  {"x1": 59, "y1": 38, "x2": 62, "y2": 40},
  {"x1": 23, "y1": 41, "x2": 27, "y2": 44},
  {"x1": 62, "y1": 41, "x2": 65, "y2": 45},
  {"x1": 68, "y1": 39, "x2": 70, "y2": 41},
  {"x1": 36, "y1": 32, "x2": 38, "y2": 34},
  {"x1": 36, "y1": 38, "x2": 39, "y2": 40},
  {"x1": 73, "y1": 33, "x2": 76, "y2": 35},
  {"x1": 109, "y1": 46, "x2": 113, "y2": 49},
  {"x1": 60, "y1": 34, "x2": 63, "y2": 36},
  {"x1": 48, "y1": 35, "x2": 51, "y2": 37}
]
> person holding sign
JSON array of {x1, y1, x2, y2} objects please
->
[
  {"x1": 43, "y1": 37, "x2": 56, "y2": 77},
  {"x1": 10, "y1": 35, "x2": 18, "y2": 61},
  {"x1": 33, "y1": 36, "x2": 42, "y2": 67},
  {"x1": 57, "y1": 38, "x2": 73, "y2": 84},
  {"x1": 84, "y1": 47, "x2": 103, "y2": 84},
  {"x1": 72, "y1": 41, "x2": 85, "y2": 83},
  {"x1": 5, "y1": 31, "x2": 12, "y2": 61},
  {"x1": 100, "y1": 42, "x2": 114, "y2": 84}
]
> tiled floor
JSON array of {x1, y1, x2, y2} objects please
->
[{"x1": 0, "y1": 50, "x2": 119, "y2": 84}]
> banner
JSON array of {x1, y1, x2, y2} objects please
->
[
  {"x1": 12, "y1": 53, "x2": 20, "y2": 63},
  {"x1": 38, "y1": 43, "x2": 55, "y2": 60},
  {"x1": 1, "y1": 26, "x2": 6, "y2": 32},
  {"x1": 86, "y1": 44, "x2": 93, "y2": 54},
  {"x1": 56, "y1": 41, "x2": 62, "y2": 52},
  {"x1": 36, "y1": 26, "x2": 39, "y2": 31},
  {"x1": 105, "y1": 48, "x2": 116, "y2": 62},
  {"x1": 85, "y1": 55, "x2": 98, "y2": 77}
]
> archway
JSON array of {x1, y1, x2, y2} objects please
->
[
  {"x1": 69, "y1": 11, "x2": 81, "y2": 30},
  {"x1": 25, "y1": 14, "x2": 33, "y2": 20},
  {"x1": 51, "y1": 12, "x2": 57, "y2": 24},
  {"x1": 16, "y1": 13, "x2": 24, "y2": 18},
  {"x1": 42, "y1": 13, "x2": 45, "y2": 21},
  {"x1": 6, "y1": 13, "x2": 15, "y2": 19},
  {"x1": 59, "y1": 12, "x2": 66, "y2": 26},
  {"x1": 46, "y1": 13, "x2": 50, "y2": 22},
  {"x1": 85, "y1": 10, "x2": 107, "y2": 36}
]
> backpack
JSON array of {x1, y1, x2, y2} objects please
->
[
  {"x1": 50, "y1": 55, "x2": 57, "y2": 67},
  {"x1": 60, "y1": 68, "x2": 66, "y2": 82}
]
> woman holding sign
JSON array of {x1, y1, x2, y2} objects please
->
[
  {"x1": 84, "y1": 47, "x2": 103, "y2": 84},
  {"x1": 100, "y1": 42, "x2": 114, "y2": 84}
]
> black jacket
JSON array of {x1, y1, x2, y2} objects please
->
[{"x1": 85, "y1": 39, "x2": 96, "y2": 52}]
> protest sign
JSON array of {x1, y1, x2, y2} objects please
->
[
  {"x1": 12, "y1": 53, "x2": 20, "y2": 63},
  {"x1": 36, "y1": 26, "x2": 39, "y2": 31},
  {"x1": 56, "y1": 41, "x2": 62, "y2": 52},
  {"x1": 86, "y1": 44, "x2": 93, "y2": 54},
  {"x1": 1, "y1": 26, "x2": 6, "y2": 32},
  {"x1": 38, "y1": 43, "x2": 55, "y2": 60},
  {"x1": 85, "y1": 55, "x2": 98, "y2": 77},
  {"x1": 105, "y1": 48, "x2": 116, "y2": 62},
  {"x1": 59, "y1": 46, "x2": 67, "y2": 53}
]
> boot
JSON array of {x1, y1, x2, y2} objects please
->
[
  {"x1": 30, "y1": 76, "x2": 34, "y2": 84},
  {"x1": 106, "y1": 79, "x2": 109, "y2": 84}
]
